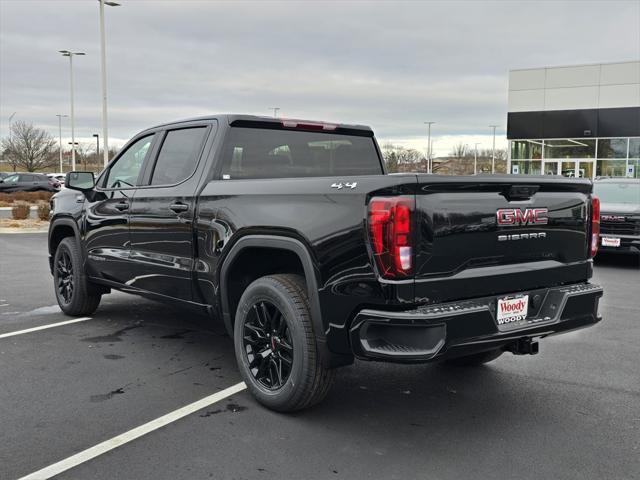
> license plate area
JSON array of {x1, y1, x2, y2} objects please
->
[
  {"x1": 496, "y1": 294, "x2": 529, "y2": 330},
  {"x1": 601, "y1": 237, "x2": 621, "y2": 247}
]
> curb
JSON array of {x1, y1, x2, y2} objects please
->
[
  {"x1": 0, "y1": 206, "x2": 39, "y2": 211},
  {"x1": 0, "y1": 228, "x2": 49, "y2": 234}
]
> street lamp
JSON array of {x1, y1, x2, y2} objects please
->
[
  {"x1": 98, "y1": 0, "x2": 120, "y2": 167},
  {"x1": 474, "y1": 142, "x2": 481, "y2": 175},
  {"x1": 424, "y1": 122, "x2": 435, "y2": 174},
  {"x1": 68, "y1": 141, "x2": 82, "y2": 169},
  {"x1": 268, "y1": 107, "x2": 280, "y2": 118},
  {"x1": 56, "y1": 114, "x2": 69, "y2": 172},
  {"x1": 489, "y1": 125, "x2": 498, "y2": 174},
  {"x1": 93, "y1": 133, "x2": 100, "y2": 165},
  {"x1": 59, "y1": 50, "x2": 86, "y2": 170},
  {"x1": 8, "y1": 112, "x2": 16, "y2": 141}
]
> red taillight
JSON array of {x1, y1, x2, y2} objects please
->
[
  {"x1": 368, "y1": 196, "x2": 414, "y2": 278},
  {"x1": 590, "y1": 196, "x2": 600, "y2": 258}
]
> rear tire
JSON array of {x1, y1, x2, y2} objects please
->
[
  {"x1": 233, "y1": 274, "x2": 335, "y2": 412},
  {"x1": 53, "y1": 237, "x2": 101, "y2": 316},
  {"x1": 443, "y1": 348, "x2": 503, "y2": 367}
]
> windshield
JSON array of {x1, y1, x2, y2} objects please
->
[{"x1": 594, "y1": 182, "x2": 640, "y2": 205}]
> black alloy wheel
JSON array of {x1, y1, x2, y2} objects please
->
[
  {"x1": 233, "y1": 274, "x2": 336, "y2": 412},
  {"x1": 56, "y1": 249, "x2": 74, "y2": 304},
  {"x1": 243, "y1": 300, "x2": 294, "y2": 390},
  {"x1": 53, "y1": 237, "x2": 102, "y2": 316}
]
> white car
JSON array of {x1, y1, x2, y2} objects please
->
[{"x1": 46, "y1": 173, "x2": 66, "y2": 184}]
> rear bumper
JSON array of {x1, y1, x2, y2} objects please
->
[{"x1": 349, "y1": 282, "x2": 603, "y2": 363}]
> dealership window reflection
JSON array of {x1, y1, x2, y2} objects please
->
[
  {"x1": 629, "y1": 138, "x2": 640, "y2": 159},
  {"x1": 511, "y1": 140, "x2": 542, "y2": 160},
  {"x1": 598, "y1": 138, "x2": 628, "y2": 159},
  {"x1": 544, "y1": 139, "x2": 596, "y2": 159}
]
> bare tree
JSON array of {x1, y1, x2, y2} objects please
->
[
  {"x1": 1, "y1": 121, "x2": 58, "y2": 172},
  {"x1": 381, "y1": 143, "x2": 426, "y2": 173},
  {"x1": 381, "y1": 142, "x2": 399, "y2": 173},
  {"x1": 476, "y1": 148, "x2": 507, "y2": 173},
  {"x1": 449, "y1": 143, "x2": 469, "y2": 160}
]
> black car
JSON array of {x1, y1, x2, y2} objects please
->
[
  {"x1": 0, "y1": 173, "x2": 61, "y2": 192},
  {"x1": 48, "y1": 115, "x2": 603, "y2": 411},
  {"x1": 594, "y1": 177, "x2": 640, "y2": 255}
]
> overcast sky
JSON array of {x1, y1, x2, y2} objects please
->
[{"x1": 1, "y1": 0, "x2": 639, "y2": 156}]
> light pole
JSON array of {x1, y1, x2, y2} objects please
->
[
  {"x1": 68, "y1": 141, "x2": 81, "y2": 168},
  {"x1": 59, "y1": 50, "x2": 85, "y2": 170},
  {"x1": 269, "y1": 107, "x2": 280, "y2": 118},
  {"x1": 56, "y1": 114, "x2": 68, "y2": 172},
  {"x1": 93, "y1": 133, "x2": 100, "y2": 166},
  {"x1": 489, "y1": 125, "x2": 498, "y2": 174},
  {"x1": 474, "y1": 142, "x2": 480, "y2": 175},
  {"x1": 99, "y1": 1, "x2": 120, "y2": 167},
  {"x1": 8, "y1": 112, "x2": 16, "y2": 141},
  {"x1": 424, "y1": 122, "x2": 435, "y2": 174}
]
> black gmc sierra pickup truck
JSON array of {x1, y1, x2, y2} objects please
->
[{"x1": 49, "y1": 115, "x2": 603, "y2": 411}]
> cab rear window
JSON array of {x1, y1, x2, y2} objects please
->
[{"x1": 220, "y1": 127, "x2": 383, "y2": 179}]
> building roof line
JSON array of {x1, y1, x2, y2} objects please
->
[{"x1": 509, "y1": 60, "x2": 640, "y2": 73}]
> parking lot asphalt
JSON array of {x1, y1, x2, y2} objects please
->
[{"x1": 1, "y1": 232, "x2": 639, "y2": 480}]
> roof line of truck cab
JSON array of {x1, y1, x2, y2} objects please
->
[{"x1": 140, "y1": 114, "x2": 374, "y2": 136}]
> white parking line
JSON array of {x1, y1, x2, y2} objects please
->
[
  {"x1": 0, "y1": 317, "x2": 92, "y2": 339},
  {"x1": 18, "y1": 382, "x2": 248, "y2": 480}
]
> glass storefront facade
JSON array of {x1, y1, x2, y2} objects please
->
[{"x1": 509, "y1": 137, "x2": 639, "y2": 179}]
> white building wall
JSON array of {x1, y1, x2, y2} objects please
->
[{"x1": 508, "y1": 61, "x2": 640, "y2": 112}]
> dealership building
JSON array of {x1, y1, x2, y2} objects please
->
[{"x1": 507, "y1": 61, "x2": 640, "y2": 179}]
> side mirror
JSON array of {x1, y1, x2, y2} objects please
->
[{"x1": 66, "y1": 171, "x2": 95, "y2": 191}]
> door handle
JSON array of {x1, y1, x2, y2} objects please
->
[
  {"x1": 114, "y1": 202, "x2": 129, "y2": 211},
  {"x1": 169, "y1": 202, "x2": 189, "y2": 213}
]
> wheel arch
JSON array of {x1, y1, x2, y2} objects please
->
[
  {"x1": 219, "y1": 235, "x2": 328, "y2": 358},
  {"x1": 48, "y1": 217, "x2": 82, "y2": 273}
]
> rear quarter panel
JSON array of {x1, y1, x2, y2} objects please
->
[{"x1": 194, "y1": 174, "x2": 416, "y2": 355}]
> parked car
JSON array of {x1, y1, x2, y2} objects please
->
[
  {"x1": 47, "y1": 173, "x2": 66, "y2": 185},
  {"x1": 0, "y1": 173, "x2": 61, "y2": 192},
  {"x1": 593, "y1": 177, "x2": 640, "y2": 254},
  {"x1": 48, "y1": 115, "x2": 603, "y2": 411}
]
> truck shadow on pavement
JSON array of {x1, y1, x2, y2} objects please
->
[{"x1": 594, "y1": 252, "x2": 640, "y2": 269}]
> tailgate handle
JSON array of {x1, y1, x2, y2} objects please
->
[{"x1": 503, "y1": 184, "x2": 539, "y2": 201}]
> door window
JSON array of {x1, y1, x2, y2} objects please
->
[
  {"x1": 3, "y1": 174, "x2": 19, "y2": 183},
  {"x1": 103, "y1": 135, "x2": 155, "y2": 189},
  {"x1": 149, "y1": 127, "x2": 208, "y2": 186}
]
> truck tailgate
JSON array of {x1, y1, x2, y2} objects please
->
[{"x1": 413, "y1": 175, "x2": 593, "y2": 303}]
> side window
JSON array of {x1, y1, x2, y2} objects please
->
[
  {"x1": 20, "y1": 175, "x2": 34, "y2": 182},
  {"x1": 104, "y1": 135, "x2": 154, "y2": 189},
  {"x1": 4, "y1": 174, "x2": 19, "y2": 183},
  {"x1": 149, "y1": 127, "x2": 207, "y2": 186}
]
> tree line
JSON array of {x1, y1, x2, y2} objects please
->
[
  {"x1": 1, "y1": 121, "x2": 115, "y2": 172},
  {"x1": 381, "y1": 142, "x2": 507, "y2": 175}
]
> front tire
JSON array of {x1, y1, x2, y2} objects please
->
[
  {"x1": 234, "y1": 274, "x2": 335, "y2": 412},
  {"x1": 53, "y1": 237, "x2": 101, "y2": 316}
]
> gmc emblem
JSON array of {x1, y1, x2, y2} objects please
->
[
  {"x1": 497, "y1": 208, "x2": 548, "y2": 226},
  {"x1": 601, "y1": 215, "x2": 625, "y2": 222}
]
